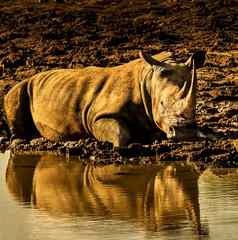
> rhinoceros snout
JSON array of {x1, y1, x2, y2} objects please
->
[{"x1": 166, "y1": 124, "x2": 198, "y2": 140}]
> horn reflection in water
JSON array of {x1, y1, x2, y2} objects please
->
[{"x1": 6, "y1": 154, "x2": 205, "y2": 236}]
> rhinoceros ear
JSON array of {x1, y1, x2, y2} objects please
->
[
  {"x1": 139, "y1": 51, "x2": 162, "y2": 66},
  {"x1": 185, "y1": 50, "x2": 206, "y2": 69},
  {"x1": 139, "y1": 51, "x2": 163, "y2": 66},
  {"x1": 140, "y1": 51, "x2": 174, "y2": 66}
]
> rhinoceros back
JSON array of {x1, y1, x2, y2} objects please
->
[{"x1": 27, "y1": 61, "x2": 145, "y2": 141}]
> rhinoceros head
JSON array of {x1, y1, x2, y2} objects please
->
[{"x1": 140, "y1": 50, "x2": 206, "y2": 139}]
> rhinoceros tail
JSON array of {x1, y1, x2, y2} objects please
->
[{"x1": 4, "y1": 79, "x2": 39, "y2": 140}]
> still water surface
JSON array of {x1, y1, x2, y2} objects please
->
[{"x1": 1, "y1": 151, "x2": 238, "y2": 240}]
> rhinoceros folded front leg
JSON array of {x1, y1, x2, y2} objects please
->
[{"x1": 92, "y1": 118, "x2": 130, "y2": 147}]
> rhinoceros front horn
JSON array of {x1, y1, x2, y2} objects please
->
[
  {"x1": 182, "y1": 50, "x2": 206, "y2": 107},
  {"x1": 185, "y1": 59, "x2": 196, "y2": 108},
  {"x1": 177, "y1": 58, "x2": 197, "y2": 100}
]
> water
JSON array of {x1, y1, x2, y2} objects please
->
[{"x1": 1, "y1": 152, "x2": 238, "y2": 240}]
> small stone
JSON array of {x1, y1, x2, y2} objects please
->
[
  {"x1": 89, "y1": 155, "x2": 96, "y2": 161},
  {"x1": 30, "y1": 137, "x2": 47, "y2": 145},
  {"x1": 10, "y1": 138, "x2": 27, "y2": 147}
]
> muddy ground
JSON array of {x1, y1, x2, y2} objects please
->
[{"x1": 0, "y1": 0, "x2": 237, "y2": 166}]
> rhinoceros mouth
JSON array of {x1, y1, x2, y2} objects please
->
[
  {"x1": 171, "y1": 122, "x2": 198, "y2": 139},
  {"x1": 156, "y1": 118, "x2": 197, "y2": 139}
]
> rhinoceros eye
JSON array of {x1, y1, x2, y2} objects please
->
[{"x1": 160, "y1": 69, "x2": 174, "y2": 77}]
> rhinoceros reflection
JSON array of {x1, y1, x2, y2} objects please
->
[
  {"x1": 5, "y1": 154, "x2": 40, "y2": 203},
  {"x1": 6, "y1": 154, "x2": 203, "y2": 233}
]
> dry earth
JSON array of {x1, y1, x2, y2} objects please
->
[{"x1": 0, "y1": 0, "x2": 237, "y2": 166}]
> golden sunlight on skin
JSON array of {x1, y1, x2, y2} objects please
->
[{"x1": 4, "y1": 51, "x2": 205, "y2": 146}]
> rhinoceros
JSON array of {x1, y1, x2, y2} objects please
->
[{"x1": 4, "y1": 50, "x2": 206, "y2": 146}]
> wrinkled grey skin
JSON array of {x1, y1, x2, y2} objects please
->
[{"x1": 4, "y1": 51, "x2": 206, "y2": 147}]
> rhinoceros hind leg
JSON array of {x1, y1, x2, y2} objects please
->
[
  {"x1": 34, "y1": 121, "x2": 67, "y2": 142},
  {"x1": 4, "y1": 80, "x2": 39, "y2": 140},
  {"x1": 92, "y1": 118, "x2": 130, "y2": 147}
]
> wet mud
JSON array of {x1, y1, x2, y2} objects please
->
[{"x1": 0, "y1": 0, "x2": 237, "y2": 166}]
